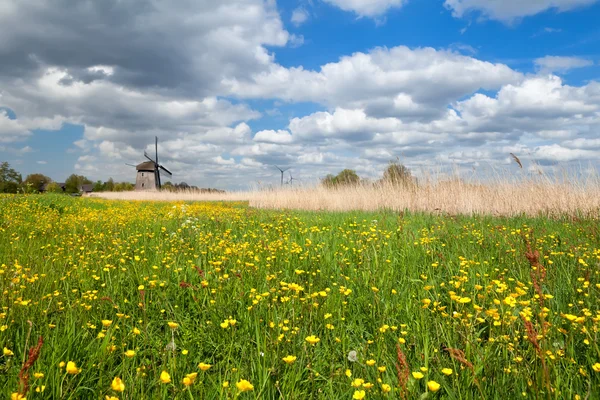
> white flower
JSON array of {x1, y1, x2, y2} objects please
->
[{"x1": 347, "y1": 350, "x2": 357, "y2": 362}]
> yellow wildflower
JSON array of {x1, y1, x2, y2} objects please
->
[
  {"x1": 427, "y1": 380, "x2": 441, "y2": 392},
  {"x1": 111, "y1": 377, "x2": 125, "y2": 392},
  {"x1": 305, "y1": 335, "x2": 320, "y2": 345},
  {"x1": 282, "y1": 355, "x2": 297, "y2": 364},
  {"x1": 160, "y1": 371, "x2": 171, "y2": 384},
  {"x1": 236, "y1": 379, "x2": 254, "y2": 392}
]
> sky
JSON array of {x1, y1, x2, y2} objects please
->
[{"x1": 1, "y1": 0, "x2": 600, "y2": 189}]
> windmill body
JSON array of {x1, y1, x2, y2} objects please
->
[{"x1": 135, "y1": 161, "x2": 158, "y2": 190}]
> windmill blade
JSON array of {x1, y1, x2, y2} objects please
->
[
  {"x1": 159, "y1": 165, "x2": 172, "y2": 177},
  {"x1": 274, "y1": 164, "x2": 283, "y2": 172},
  {"x1": 144, "y1": 151, "x2": 155, "y2": 163},
  {"x1": 125, "y1": 163, "x2": 136, "y2": 167},
  {"x1": 155, "y1": 136, "x2": 159, "y2": 165}
]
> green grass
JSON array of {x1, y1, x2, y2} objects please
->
[{"x1": 0, "y1": 194, "x2": 599, "y2": 399}]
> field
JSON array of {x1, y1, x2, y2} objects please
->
[{"x1": 1, "y1": 194, "x2": 599, "y2": 399}]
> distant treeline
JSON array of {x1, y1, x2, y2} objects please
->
[{"x1": 321, "y1": 160, "x2": 415, "y2": 188}]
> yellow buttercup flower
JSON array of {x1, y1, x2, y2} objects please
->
[
  {"x1": 412, "y1": 372, "x2": 424, "y2": 379},
  {"x1": 593, "y1": 363, "x2": 600, "y2": 372},
  {"x1": 167, "y1": 321, "x2": 179, "y2": 329},
  {"x1": 111, "y1": 377, "x2": 125, "y2": 392},
  {"x1": 236, "y1": 379, "x2": 254, "y2": 392},
  {"x1": 198, "y1": 362, "x2": 212, "y2": 371},
  {"x1": 160, "y1": 370, "x2": 171, "y2": 384},
  {"x1": 33, "y1": 372, "x2": 44, "y2": 379},
  {"x1": 183, "y1": 372, "x2": 198, "y2": 386},
  {"x1": 366, "y1": 359, "x2": 376, "y2": 366},
  {"x1": 353, "y1": 390, "x2": 366, "y2": 399},
  {"x1": 66, "y1": 361, "x2": 80, "y2": 374},
  {"x1": 381, "y1": 383, "x2": 391, "y2": 393},
  {"x1": 305, "y1": 335, "x2": 320, "y2": 345},
  {"x1": 441, "y1": 368, "x2": 453, "y2": 376},
  {"x1": 124, "y1": 350, "x2": 135, "y2": 358},
  {"x1": 282, "y1": 355, "x2": 297, "y2": 364},
  {"x1": 3, "y1": 347, "x2": 14, "y2": 356},
  {"x1": 427, "y1": 380, "x2": 441, "y2": 392},
  {"x1": 101, "y1": 320, "x2": 113, "y2": 327},
  {"x1": 351, "y1": 378, "x2": 365, "y2": 388}
]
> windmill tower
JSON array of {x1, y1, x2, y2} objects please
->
[
  {"x1": 274, "y1": 165, "x2": 289, "y2": 187},
  {"x1": 130, "y1": 137, "x2": 172, "y2": 191}
]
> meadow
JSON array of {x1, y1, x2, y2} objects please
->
[{"x1": 1, "y1": 194, "x2": 599, "y2": 399}]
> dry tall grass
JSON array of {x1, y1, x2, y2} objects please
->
[{"x1": 90, "y1": 176, "x2": 600, "y2": 217}]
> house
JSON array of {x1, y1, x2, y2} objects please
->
[{"x1": 80, "y1": 184, "x2": 93, "y2": 194}]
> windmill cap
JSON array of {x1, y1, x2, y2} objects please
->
[{"x1": 136, "y1": 161, "x2": 156, "y2": 171}]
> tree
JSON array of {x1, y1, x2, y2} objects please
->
[
  {"x1": 93, "y1": 180, "x2": 104, "y2": 192},
  {"x1": 335, "y1": 169, "x2": 360, "y2": 186},
  {"x1": 321, "y1": 174, "x2": 337, "y2": 188},
  {"x1": 65, "y1": 174, "x2": 92, "y2": 193},
  {"x1": 382, "y1": 160, "x2": 412, "y2": 186},
  {"x1": 45, "y1": 182, "x2": 63, "y2": 193},
  {"x1": 0, "y1": 162, "x2": 22, "y2": 193},
  {"x1": 104, "y1": 178, "x2": 115, "y2": 192},
  {"x1": 23, "y1": 173, "x2": 52, "y2": 193}
]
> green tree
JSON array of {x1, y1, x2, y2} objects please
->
[
  {"x1": 0, "y1": 161, "x2": 22, "y2": 193},
  {"x1": 23, "y1": 173, "x2": 52, "y2": 193},
  {"x1": 45, "y1": 182, "x2": 63, "y2": 193},
  {"x1": 104, "y1": 178, "x2": 115, "y2": 192},
  {"x1": 335, "y1": 169, "x2": 360, "y2": 186},
  {"x1": 93, "y1": 180, "x2": 104, "y2": 192},
  {"x1": 65, "y1": 174, "x2": 92, "y2": 193},
  {"x1": 382, "y1": 160, "x2": 412, "y2": 186}
]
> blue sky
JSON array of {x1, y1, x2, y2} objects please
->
[{"x1": 1, "y1": 0, "x2": 600, "y2": 188}]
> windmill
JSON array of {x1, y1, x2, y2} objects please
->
[
  {"x1": 288, "y1": 171, "x2": 300, "y2": 187},
  {"x1": 128, "y1": 137, "x2": 172, "y2": 191},
  {"x1": 274, "y1": 165, "x2": 289, "y2": 187}
]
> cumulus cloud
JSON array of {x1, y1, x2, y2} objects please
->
[
  {"x1": 323, "y1": 0, "x2": 406, "y2": 17},
  {"x1": 445, "y1": 0, "x2": 599, "y2": 23},
  {"x1": 534, "y1": 56, "x2": 594, "y2": 73},
  {"x1": 291, "y1": 7, "x2": 309, "y2": 26},
  {"x1": 253, "y1": 130, "x2": 293, "y2": 144},
  {"x1": 226, "y1": 46, "x2": 522, "y2": 121}
]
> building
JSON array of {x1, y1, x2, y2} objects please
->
[{"x1": 135, "y1": 161, "x2": 157, "y2": 190}]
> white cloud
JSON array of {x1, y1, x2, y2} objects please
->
[
  {"x1": 445, "y1": 0, "x2": 599, "y2": 22},
  {"x1": 226, "y1": 46, "x2": 521, "y2": 121},
  {"x1": 323, "y1": 0, "x2": 406, "y2": 17},
  {"x1": 291, "y1": 7, "x2": 309, "y2": 26},
  {"x1": 534, "y1": 56, "x2": 594, "y2": 73},
  {"x1": 532, "y1": 144, "x2": 600, "y2": 163},
  {"x1": 289, "y1": 108, "x2": 402, "y2": 141},
  {"x1": 37, "y1": 160, "x2": 47, "y2": 164},
  {"x1": 254, "y1": 129, "x2": 293, "y2": 144}
]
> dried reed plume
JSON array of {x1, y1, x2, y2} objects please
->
[{"x1": 510, "y1": 153, "x2": 523, "y2": 169}]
